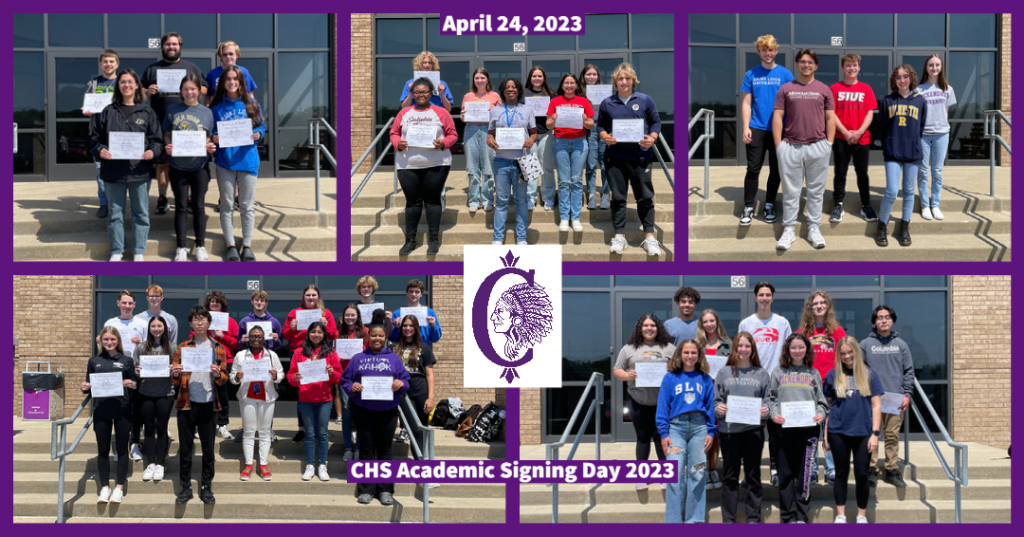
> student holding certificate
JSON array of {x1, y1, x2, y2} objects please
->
[
  {"x1": 210, "y1": 66, "x2": 266, "y2": 262},
  {"x1": 132, "y1": 316, "x2": 176, "y2": 483},
  {"x1": 337, "y1": 303, "x2": 369, "y2": 459},
  {"x1": 597, "y1": 63, "x2": 663, "y2": 257},
  {"x1": 580, "y1": 65, "x2": 610, "y2": 210},
  {"x1": 697, "y1": 309, "x2": 731, "y2": 490},
  {"x1": 188, "y1": 291, "x2": 239, "y2": 440},
  {"x1": 230, "y1": 325, "x2": 284, "y2": 482},
  {"x1": 399, "y1": 51, "x2": 453, "y2": 111},
  {"x1": 612, "y1": 314, "x2": 675, "y2": 489},
  {"x1": 89, "y1": 68, "x2": 163, "y2": 262},
  {"x1": 486, "y1": 77, "x2": 537, "y2": 246},
  {"x1": 287, "y1": 323, "x2": 342, "y2": 482},
  {"x1": 84, "y1": 49, "x2": 120, "y2": 219},
  {"x1": 81, "y1": 327, "x2": 137, "y2": 504},
  {"x1": 767, "y1": 333, "x2": 828, "y2": 524},
  {"x1": 389, "y1": 279, "x2": 442, "y2": 343},
  {"x1": 823, "y1": 337, "x2": 882, "y2": 524},
  {"x1": 461, "y1": 68, "x2": 501, "y2": 214},
  {"x1": 393, "y1": 316, "x2": 437, "y2": 456},
  {"x1": 525, "y1": 66, "x2": 557, "y2": 211},
  {"x1": 239, "y1": 289, "x2": 283, "y2": 352},
  {"x1": 546, "y1": 74, "x2": 595, "y2": 234},
  {"x1": 713, "y1": 332, "x2": 771, "y2": 523},
  {"x1": 356, "y1": 275, "x2": 392, "y2": 323},
  {"x1": 341, "y1": 324, "x2": 411, "y2": 505},
  {"x1": 283, "y1": 284, "x2": 339, "y2": 443}
]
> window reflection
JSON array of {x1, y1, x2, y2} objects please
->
[
  {"x1": 14, "y1": 133, "x2": 45, "y2": 175},
  {"x1": 478, "y1": 34, "x2": 519, "y2": 53},
  {"x1": 278, "y1": 14, "x2": 329, "y2": 48},
  {"x1": 632, "y1": 14, "x2": 674, "y2": 49},
  {"x1": 947, "y1": 122, "x2": 989, "y2": 160},
  {"x1": 55, "y1": 122, "x2": 92, "y2": 164},
  {"x1": 740, "y1": 14, "x2": 790, "y2": 45},
  {"x1": 14, "y1": 53, "x2": 45, "y2": 128},
  {"x1": 563, "y1": 293, "x2": 611, "y2": 381},
  {"x1": 166, "y1": 14, "x2": 217, "y2": 50},
  {"x1": 49, "y1": 14, "x2": 103, "y2": 47},
  {"x1": 426, "y1": 18, "x2": 474, "y2": 53},
  {"x1": 795, "y1": 14, "x2": 842, "y2": 45},
  {"x1": 950, "y1": 14, "x2": 996, "y2": 48},
  {"x1": 107, "y1": 14, "x2": 160, "y2": 49},
  {"x1": 633, "y1": 52, "x2": 674, "y2": 120},
  {"x1": 56, "y1": 58, "x2": 101, "y2": 119},
  {"x1": 897, "y1": 13, "x2": 945, "y2": 47},
  {"x1": 689, "y1": 120, "x2": 736, "y2": 160},
  {"x1": 222, "y1": 14, "x2": 273, "y2": 48},
  {"x1": 579, "y1": 14, "x2": 627, "y2": 50},
  {"x1": 886, "y1": 292, "x2": 947, "y2": 380},
  {"x1": 949, "y1": 52, "x2": 996, "y2": 118},
  {"x1": 278, "y1": 53, "x2": 328, "y2": 127},
  {"x1": 376, "y1": 19, "x2": 423, "y2": 55},
  {"x1": 529, "y1": 34, "x2": 575, "y2": 52},
  {"x1": 689, "y1": 14, "x2": 735, "y2": 44},
  {"x1": 14, "y1": 13, "x2": 43, "y2": 48},
  {"x1": 690, "y1": 47, "x2": 736, "y2": 117},
  {"x1": 846, "y1": 14, "x2": 893, "y2": 47}
]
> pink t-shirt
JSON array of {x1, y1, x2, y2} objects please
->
[
  {"x1": 460, "y1": 91, "x2": 502, "y2": 110},
  {"x1": 389, "y1": 105, "x2": 459, "y2": 170},
  {"x1": 774, "y1": 79, "x2": 834, "y2": 145}
]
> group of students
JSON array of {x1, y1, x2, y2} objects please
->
[
  {"x1": 740, "y1": 34, "x2": 956, "y2": 251},
  {"x1": 84, "y1": 33, "x2": 265, "y2": 262},
  {"x1": 82, "y1": 277, "x2": 442, "y2": 507},
  {"x1": 615, "y1": 283, "x2": 915, "y2": 523},
  {"x1": 390, "y1": 51, "x2": 664, "y2": 256}
]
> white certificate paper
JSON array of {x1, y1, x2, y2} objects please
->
[
  {"x1": 495, "y1": 128, "x2": 525, "y2": 150},
  {"x1": 463, "y1": 101, "x2": 490, "y2": 123},
  {"x1": 399, "y1": 306, "x2": 429, "y2": 327},
  {"x1": 217, "y1": 119, "x2": 254, "y2": 148},
  {"x1": 157, "y1": 69, "x2": 187, "y2": 94},
  {"x1": 298, "y1": 359, "x2": 328, "y2": 385},
  {"x1": 335, "y1": 339, "x2": 364, "y2": 361},
  {"x1": 413, "y1": 71, "x2": 441, "y2": 94},
  {"x1": 707, "y1": 355, "x2": 728, "y2": 380},
  {"x1": 209, "y1": 312, "x2": 230, "y2": 332},
  {"x1": 881, "y1": 392, "x2": 905, "y2": 415},
  {"x1": 361, "y1": 376, "x2": 394, "y2": 401},
  {"x1": 635, "y1": 361, "x2": 667, "y2": 388},
  {"x1": 781, "y1": 401, "x2": 817, "y2": 428},
  {"x1": 172, "y1": 130, "x2": 207, "y2": 157},
  {"x1": 181, "y1": 347, "x2": 213, "y2": 373},
  {"x1": 586, "y1": 84, "x2": 613, "y2": 107},
  {"x1": 295, "y1": 309, "x2": 323, "y2": 332},
  {"x1": 357, "y1": 303, "x2": 384, "y2": 324},
  {"x1": 525, "y1": 96, "x2": 550, "y2": 117},
  {"x1": 405, "y1": 125, "x2": 439, "y2": 149},
  {"x1": 726, "y1": 395, "x2": 762, "y2": 426},
  {"x1": 108, "y1": 132, "x2": 145, "y2": 160},
  {"x1": 246, "y1": 321, "x2": 273, "y2": 339},
  {"x1": 554, "y1": 106, "x2": 583, "y2": 129},
  {"x1": 613, "y1": 119, "x2": 645, "y2": 143},
  {"x1": 89, "y1": 372, "x2": 124, "y2": 398},
  {"x1": 139, "y1": 355, "x2": 170, "y2": 379},
  {"x1": 82, "y1": 93, "x2": 113, "y2": 114},
  {"x1": 242, "y1": 359, "x2": 271, "y2": 382}
]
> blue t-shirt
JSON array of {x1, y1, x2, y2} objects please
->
[
  {"x1": 664, "y1": 317, "x2": 698, "y2": 346},
  {"x1": 400, "y1": 78, "x2": 454, "y2": 109},
  {"x1": 206, "y1": 65, "x2": 257, "y2": 96},
  {"x1": 823, "y1": 367, "x2": 884, "y2": 437},
  {"x1": 741, "y1": 65, "x2": 795, "y2": 131}
]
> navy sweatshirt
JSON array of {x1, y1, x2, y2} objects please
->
[{"x1": 881, "y1": 91, "x2": 928, "y2": 162}]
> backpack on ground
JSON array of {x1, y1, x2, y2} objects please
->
[
  {"x1": 455, "y1": 404, "x2": 483, "y2": 437},
  {"x1": 467, "y1": 402, "x2": 503, "y2": 442}
]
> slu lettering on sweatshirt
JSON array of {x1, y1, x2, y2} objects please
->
[{"x1": 672, "y1": 380, "x2": 705, "y2": 396}]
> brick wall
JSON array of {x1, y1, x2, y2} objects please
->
[
  {"x1": 521, "y1": 387, "x2": 542, "y2": 445},
  {"x1": 998, "y1": 14, "x2": 1011, "y2": 166},
  {"x1": 950, "y1": 275, "x2": 1011, "y2": 449},
  {"x1": 351, "y1": 14, "x2": 375, "y2": 174},
  {"x1": 14, "y1": 276, "x2": 95, "y2": 418}
]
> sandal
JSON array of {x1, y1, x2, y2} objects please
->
[
  {"x1": 240, "y1": 465, "x2": 253, "y2": 481},
  {"x1": 260, "y1": 465, "x2": 273, "y2": 481}
]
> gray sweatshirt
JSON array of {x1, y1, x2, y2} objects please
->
[
  {"x1": 613, "y1": 342, "x2": 675, "y2": 406},
  {"x1": 714, "y1": 366, "x2": 771, "y2": 434},
  {"x1": 132, "y1": 343, "x2": 177, "y2": 398},
  {"x1": 767, "y1": 365, "x2": 828, "y2": 421},
  {"x1": 859, "y1": 329, "x2": 915, "y2": 396}
]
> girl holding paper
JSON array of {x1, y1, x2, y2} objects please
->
[
  {"x1": 697, "y1": 309, "x2": 731, "y2": 491},
  {"x1": 612, "y1": 313, "x2": 675, "y2": 489},
  {"x1": 341, "y1": 324, "x2": 411, "y2": 506},
  {"x1": 580, "y1": 64, "x2": 610, "y2": 210},
  {"x1": 546, "y1": 73, "x2": 595, "y2": 234},
  {"x1": 230, "y1": 325, "x2": 285, "y2": 482},
  {"x1": 132, "y1": 316, "x2": 177, "y2": 483},
  {"x1": 767, "y1": 333, "x2": 829, "y2": 524},
  {"x1": 81, "y1": 327, "x2": 137, "y2": 504},
  {"x1": 163, "y1": 74, "x2": 216, "y2": 262},
  {"x1": 461, "y1": 68, "x2": 501, "y2": 213},
  {"x1": 89, "y1": 68, "x2": 164, "y2": 262},
  {"x1": 393, "y1": 315, "x2": 437, "y2": 457},
  {"x1": 283, "y1": 284, "x2": 339, "y2": 444},
  {"x1": 286, "y1": 322, "x2": 342, "y2": 482},
  {"x1": 525, "y1": 66, "x2": 557, "y2": 211},
  {"x1": 337, "y1": 303, "x2": 369, "y2": 460},
  {"x1": 486, "y1": 77, "x2": 537, "y2": 246},
  {"x1": 714, "y1": 332, "x2": 771, "y2": 523},
  {"x1": 210, "y1": 65, "x2": 266, "y2": 262}
]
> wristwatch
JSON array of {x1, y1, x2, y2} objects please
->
[{"x1": 872, "y1": 430, "x2": 880, "y2": 436}]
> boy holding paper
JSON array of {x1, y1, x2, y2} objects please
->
[
  {"x1": 389, "y1": 279, "x2": 441, "y2": 343},
  {"x1": 189, "y1": 291, "x2": 238, "y2": 439},
  {"x1": 356, "y1": 275, "x2": 391, "y2": 323},
  {"x1": 101, "y1": 290, "x2": 148, "y2": 357},
  {"x1": 84, "y1": 49, "x2": 120, "y2": 219},
  {"x1": 239, "y1": 289, "x2": 283, "y2": 352}
]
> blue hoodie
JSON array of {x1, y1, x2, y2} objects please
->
[
  {"x1": 211, "y1": 97, "x2": 266, "y2": 175},
  {"x1": 341, "y1": 347, "x2": 411, "y2": 411},
  {"x1": 389, "y1": 307, "x2": 442, "y2": 343},
  {"x1": 881, "y1": 91, "x2": 928, "y2": 163},
  {"x1": 655, "y1": 369, "x2": 717, "y2": 440}
]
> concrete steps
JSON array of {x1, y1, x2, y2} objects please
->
[{"x1": 349, "y1": 204, "x2": 674, "y2": 226}]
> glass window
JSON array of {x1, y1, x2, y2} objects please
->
[
  {"x1": 633, "y1": 52, "x2": 674, "y2": 121},
  {"x1": 14, "y1": 13, "x2": 43, "y2": 48},
  {"x1": 751, "y1": 276, "x2": 812, "y2": 288},
  {"x1": 222, "y1": 14, "x2": 273, "y2": 48},
  {"x1": 316, "y1": 276, "x2": 360, "y2": 291},
  {"x1": 97, "y1": 276, "x2": 150, "y2": 290},
  {"x1": 885, "y1": 291, "x2": 947, "y2": 380},
  {"x1": 563, "y1": 293, "x2": 611, "y2": 381},
  {"x1": 377, "y1": 19, "x2": 423, "y2": 55},
  {"x1": 438, "y1": 60, "x2": 472, "y2": 108},
  {"x1": 529, "y1": 34, "x2": 575, "y2": 52},
  {"x1": 689, "y1": 14, "x2": 735, "y2": 44},
  {"x1": 165, "y1": 14, "x2": 217, "y2": 50},
  {"x1": 14, "y1": 53, "x2": 45, "y2": 129},
  {"x1": 688, "y1": 120, "x2": 736, "y2": 160},
  {"x1": 856, "y1": 55, "x2": 890, "y2": 113},
  {"x1": 814, "y1": 54, "x2": 841, "y2": 88},
  {"x1": 278, "y1": 52, "x2": 328, "y2": 127},
  {"x1": 846, "y1": 14, "x2": 893, "y2": 47},
  {"x1": 770, "y1": 299, "x2": 806, "y2": 332},
  {"x1": 14, "y1": 133, "x2": 45, "y2": 175},
  {"x1": 426, "y1": 18, "x2": 474, "y2": 53},
  {"x1": 830, "y1": 299, "x2": 876, "y2": 342},
  {"x1": 689, "y1": 47, "x2": 735, "y2": 118},
  {"x1": 579, "y1": 14, "x2": 628, "y2": 50},
  {"x1": 614, "y1": 276, "x2": 679, "y2": 287},
  {"x1": 795, "y1": 14, "x2": 842, "y2": 45},
  {"x1": 478, "y1": 35, "x2": 520, "y2": 53},
  {"x1": 278, "y1": 129, "x2": 328, "y2": 172},
  {"x1": 563, "y1": 276, "x2": 611, "y2": 288},
  {"x1": 162, "y1": 299, "x2": 201, "y2": 344},
  {"x1": 816, "y1": 276, "x2": 880, "y2": 287},
  {"x1": 108, "y1": 14, "x2": 161, "y2": 49},
  {"x1": 49, "y1": 14, "x2": 103, "y2": 47},
  {"x1": 55, "y1": 58, "x2": 101, "y2": 119},
  {"x1": 377, "y1": 58, "x2": 412, "y2": 124},
  {"x1": 261, "y1": 276, "x2": 314, "y2": 291},
  {"x1": 949, "y1": 52, "x2": 996, "y2": 119},
  {"x1": 683, "y1": 276, "x2": 733, "y2": 287},
  {"x1": 55, "y1": 122, "x2": 92, "y2": 164},
  {"x1": 632, "y1": 14, "x2": 674, "y2": 49},
  {"x1": 208, "y1": 276, "x2": 260, "y2": 291},
  {"x1": 545, "y1": 385, "x2": 611, "y2": 437},
  {"x1": 481, "y1": 61, "x2": 523, "y2": 89},
  {"x1": 740, "y1": 14, "x2": 790, "y2": 45},
  {"x1": 910, "y1": 384, "x2": 948, "y2": 434},
  {"x1": 950, "y1": 14, "x2": 996, "y2": 48},
  {"x1": 897, "y1": 14, "x2": 945, "y2": 47},
  {"x1": 279, "y1": 14, "x2": 329, "y2": 48},
  {"x1": 947, "y1": 121, "x2": 989, "y2": 160},
  {"x1": 151, "y1": 276, "x2": 198, "y2": 290},
  {"x1": 884, "y1": 276, "x2": 946, "y2": 288}
]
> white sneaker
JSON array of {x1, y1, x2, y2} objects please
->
[
  {"x1": 130, "y1": 443, "x2": 143, "y2": 462},
  {"x1": 302, "y1": 465, "x2": 315, "y2": 481},
  {"x1": 776, "y1": 227, "x2": 797, "y2": 251},
  {"x1": 109, "y1": 488, "x2": 124, "y2": 503},
  {"x1": 587, "y1": 194, "x2": 597, "y2": 209},
  {"x1": 343, "y1": 449, "x2": 355, "y2": 461},
  {"x1": 835, "y1": 515, "x2": 847, "y2": 523},
  {"x1": 527, "y1": 200, "x2": 535, "y2": 211},
  {"x1": 217, "y1": 426, "x2": 232, "y2": 439},
  {"x1": 600, "y1": 194, "x2": 610, "y2": 209},
  {"x1": 516, "y1": 241, "x2": 528, "y2": 246},
  {"x1": 97, "y1": 487, "x2": 112, "y2": 503},
  {"x1": 142, "y1": 464, "x2": 156, "y2": 481},
  {"x1": 469, "y1": 204, "x2": 479, "y2": 214},
  {"x1": 194, "y1": 431, "x2": 200, "y2": 439},
  {"x1": 134, "y1": 254, "x2": 144, "y2": 262},
  {"x1": 931, "y1": 207, "x2": 944, "y2": 220},
  {"x1": 558, "y1": 221, "x2": 570, "y2": 232},
  {"x1": 543, "y1": 201, "x2": 553, "y2": 212},
  {"x1": 195, "y1": 246, "x2": 209, "y2": 262},
  {"x1": 921, "y1": 206, "x2": 933, "y2": 220},
  {"x1": 856, "y1": 515, "x2": 869, "y2": 524},
  {"x1": 153, "y1": 465, "x2": 165, "y2": 481},
  {"x1": 428, "y1": 483, "x2": 441, "y2": 489},
  {"x1": 610, "y1": 235, "x2": 627, "y2": 254},
  {"x1": 710, "y1": 470, "x2": 723, "y2": 490},
  {"x1": 641, "y1": 237, "x2": 661, "y2": 256},
  {"x1": 571, "y1": 220, "x2": 583, "y2": 232},
  {"x1": 174, "y1": 248, "x2": 189, "y2": 261},
  {"x1": 109, "y1": 253, "x2": 123, "y2": 262},
  {"x1": 808, "y1": 226, "x2": 826, "y2": 249},
  {"x1": 635, "y1": 483, "x2": 648, "y2": 491},
  {"x1": 492, "y1": 240, "x2": 503, "y2": 245},
  {"x1": 318, "y1": 464, "x2": 330, "y2": 482}
]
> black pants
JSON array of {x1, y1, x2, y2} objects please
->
[
  {"x1": 94, "y1": 414, "x2": 131, "y2": 486},
  {"x1": 353, "y1": 404, "x2": 398, "y2": 497},
  {"x1": 767, "y1": 420, "x2": 782, "y2": 475},
  {"x1": 828, "y1": 432, "x2": 872, "y2": 510},
  {"x1": 742, "y1": 128, "x2": 781, "y2": 207},
  {"x1": 832, "y1": 141, "x2": 870, "y2": 205},
  {"x1": 628, "y1": 395, "x2": 665, "y2": 461},
  {"x1": 777, "y1": 426, "x2": 819, "y2": 523},
  {"x1": 131, "y1": 389, "x2": 144, "y2": 449},
  {"x1": 604, "y1": 157, "x2": 655, "y2": 234},
  {"x1": 216, "y1": 380, "x2": 230, "y2": 427},
  {"x1": 405, "y1": 392, "x2": 431, "y2": 460},
  {"x1": 140, "y1": 394, "x2": 175, "y2": 466},
  {"x1": 720, "y1": 428, "x2": 765, "y2": 523},
  {"x1": 176, "y1": 401, "x2": 217, "y2": 489},
  {"x1": 398, "y1": 166, "x2": 450, "y2": 235},
  {"x1": 170, "y1": 165, "x2": 211, "y2": 248}
]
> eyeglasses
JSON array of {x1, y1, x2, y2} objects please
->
[
  {"x1": 249, "y1": 335, "x2": 265, "y2": 340},
  {"x1": 413, "y1": 91, "x2": 432, "y2": 96}
]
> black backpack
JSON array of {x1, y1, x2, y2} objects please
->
[
  {"x1": 431, "y1": 399, "x2": 452, "y2": 427},
  {"x1": 468, "y1": 403, "x2": 503, "y2": 442}
]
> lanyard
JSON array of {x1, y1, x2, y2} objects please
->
[{"x1": 503, "y1": 103, "x2": 515, "y2": 128}]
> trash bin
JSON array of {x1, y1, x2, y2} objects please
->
[{"x1": 22, "y1": 361, "x2": 65, "y2": 420}]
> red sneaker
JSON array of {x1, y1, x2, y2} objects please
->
[{"x1": 260, "y1": 465, "x2": 272, "y2": 481}]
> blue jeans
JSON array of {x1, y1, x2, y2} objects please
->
[
  {"x1": 340, "y1": 389, "x2": 354, "y2": 450},
  {"x1": 585, "y1": 129, "x2": 609, "y2": 196},
  {"x1": 95, "y1": 161, "x2": 108, "y2": 206},
  {"x1": 530, "y1": 132, "x2": 556, "y2": 203},
  {"x1": 105, "y1": 179, "x2": 151, "y2": 256},
  {"x1": 493, "y1": 157, "x2": 529, "y2": 243},
  {"x1": 665, "y1": 412, "x2": 708, "y2": 524},
  {"x1": 297, "y1": 401, "x2": 331, "y2": 466},
  {"x1": 464, "y1": 123, "x2": 494, "y2": 207},
  {"x1": 918, "y1": 133, "x2": 949, "y2": 208},
  {"x1": 553, "y1": 136, "x2": 587, "y2": 222},
  {"x1": 811, "y1": 427, "x2": 836, "y2": 478},
  {"x1": 880, "y1": 160, "x2": 919, "y2": 224}
]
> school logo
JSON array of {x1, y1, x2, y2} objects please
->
[
  {"x1": 754, "y1": 327, "x2": 780, "y2": 344},
  {"x1": 464, "y1": 245, "x2": 562, "y2": 387},
  {"x1": 632, "y1": 104, "x2": 640, "y2": 111},
  {"x1": 684, "y1": 392, "x2": 696, "y2": 405}
]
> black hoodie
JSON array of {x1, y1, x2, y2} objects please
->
[{"x1": 89, "y1": 102, "x2": 164, "y2": 183}]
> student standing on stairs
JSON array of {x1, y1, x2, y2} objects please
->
[
  {"x1": 547, "y1": 73, "x2": 594, "y2": 237},
  {"x1": 287, "y1": 322, "x2": 342, "y2": 482},
  {"x1": 525, "y1": 66, "x2": 558, "y2": 211},
  {"x1": 389, "y1": 279, "x2": 442, "y2": 344},
  {"x1": 461, "y1": 68, "x2": 501, "y2": 214},
  {"x1": 132, "y1": 316, "x2": 176, "y2": 483},
  {"x1": 393, "y1": 315, "x2": 437, "y2": 459},
  {"x1": 283, "y1": 284, "x2": 340, "y2": 444},
  {"x1": 876, "y1": 64, "x2": 927, "y2": 247},
  {"x1": 83, "y1": 49, "x2": 119, "y2": 220},
  {"x1": 231, "y1": 325, "x2": 284, "y2": 482},
  {"x1": 580, "y1": 64, "x2": 610, "y2": 210},
  {"x1": 829, "y1": 54, "x2": 877, "y2": 223},
  {"x1": 916, "y1": 54, "x2": 956, "y2": 222},
  {"x1": 665, "y1": 286, "x2": 700, "y2": 345},
  {"x1": 337, "y1": 302, "x2": 369, "y2": 460},
  {"x1": 190, "y1": 291, "x2": 239, "y2": 441},
  {"x1": 486, "y1": 76, "x2": 537, "y2": 246},
  {"x1": 697, "y1": 309, "x2": 730, "y2": 491}
]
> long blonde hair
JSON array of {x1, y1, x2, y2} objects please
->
[
  {"x1": 695, "y1": 309, "x2": 729, "y2": 348},
  {"x1": 798, "y1": 290, "x2": 840, "y2": 337},
  {"x1": 834, "y1": 336, "x2": 872, "y2": 398}
]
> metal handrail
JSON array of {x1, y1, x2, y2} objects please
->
[
  {"x1": 902, "y1": 377, "x2": 969, "y2": 523},
  {"x1": 982, "y1": 110, "x2": 1011, "y2": 197},
  {"x1": 544, "y1": 372, "x2": 604, "y2": 523},
  {"x1": 652, "y1": 136, "x2": 674, "y2": 190},
  {"x1": 51, "y1": 394, "x2": 95, "y2": 523},
  {"x1": 397, "y1": 394, "x2": 435, "y2": 523},
  {"x1": 687, "y1": 109, "x2": 716, "y2": 200},
  {"x1": 307, "y1": 118, "x2": 337, "y2": 213},
  {"x1": 350, "y1": 117, "x2": 398, "y2": 206}
]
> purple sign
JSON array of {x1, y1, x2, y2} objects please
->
[{"x1": 23, "y1": 389, "x2": 50, "y2": 420}]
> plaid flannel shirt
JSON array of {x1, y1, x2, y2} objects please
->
[{"x1": 172, "y1": 337, "x2": 230, "y2": 411}]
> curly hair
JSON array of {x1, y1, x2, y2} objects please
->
[
  {"x1": 496, "y1": 282, "x2": 553, "y2": 360},
  {"x1": 797, "y1": 290, "x2": 840, "y2": 337},
  {"x1": 626, "y1": 313, "x2": 672, "y2": 348},
  {"x1": 668, "y1": 339, "x2": 710, "y2": 376},
  {"x1": 412, "y1": 51, "x2": 440, "y2": 72},
  {"x1": 889, "y1": 64, "x2": 918, "y2": 93},
  {"x1": 779, "y1": 332, "x2": 816, "y2": 370}
]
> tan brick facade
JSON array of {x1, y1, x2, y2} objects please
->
[
  {"x1": 998, "y1": 13, "x2": 1011, "y2": 166},
  {"x1": 521, "y1": 386, "x2": 542, "y2": 446},
  {"x1": 351, "y1": 14, "x2": 375, "y2": 174}
]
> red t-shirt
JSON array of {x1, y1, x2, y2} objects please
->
[
  {"x1": 831, "y1": 80, "x2": 878, "y2": 145},
  {"x1": 547, "y1": 94, "x2": 594, "y2": 139},
  {"x1": 245, "y1": 349, "x2": 267, "y2": 401},
  {"x1": 799, "y1": 325, "x2": 847, "y2": 381}
]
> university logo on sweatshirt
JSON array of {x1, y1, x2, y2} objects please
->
[
  {"x1": 753, "y1": 327, "x2": 781, "y2": 344},
  {"x1": 886, "y1": 103, "x2": 921, "y2": 127}
]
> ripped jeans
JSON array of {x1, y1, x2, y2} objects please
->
[{"x1": 665, "y1": 411, "x2": 708, "y2": 523}]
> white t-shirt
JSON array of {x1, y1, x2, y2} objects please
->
[
  {"x1": 103, "y1": 316, "x2": 148, "y2": 357},
  {"x1": 188, "y1": 340, "x2": 215, "y2": 404},
  {"x1": 737, "y1": 313, "x2": 792, "y2": 376},
  {"x1": 396, "y1": 108, "x2": 452, "y2": 170}
]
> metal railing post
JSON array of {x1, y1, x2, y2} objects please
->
[
  {"x1": 313, "y1": 124, "x2": 321, "y2": 212},
  {"x1": 545, "y1": 372, "x2": 604, "y2": 523},
  {"x1": 704, "y1": 113, "x2": 711, "y2": 200},
  {"x1": 989, "y1": 114, "x2": 996, "y2": 197},
  {"x1": 904, "y1": 405, "x2": 911, "y2": 466}
]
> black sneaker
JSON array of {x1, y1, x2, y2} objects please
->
[
  {"x1": 156, "y1": 195, "x2": 169, "y2": 215},
  {"x1": 226, "y1": 246, "x2": 241, "y2": 262},
  {"x1": 427, "y1": 233, "x2": 440, "y2": 255},
  {"x1": 241, "y1": 246, "x2": 256, "y2": 262},
  {"x1": 829, "y1": 203, "x2": 844, "y2": 223},
  {"x1": 292, "y1": 430, "x2": 305, "y2": 443},
  {"x1": 175, "y1": 487, "x2": 193, "y2": 504},
  {"x1": 199, "y1": 485, "x2": 216, "y2": 504},
  {"x1": 96, "y1": 205, "x2": 109, "y2": 219},
  {"x1": 884, "y1": 468, "x2": 907, "y2": 488},
  {"x1": 399, "y1": 234, "x2": 417, "y2": 255},
  {"x1": 739, "y1": 206, "x2": 754, "y2": 226},
  {"x1": 868, "y1": 468, "x2": 880, "y2": 487},
  {"x1": 860, "y1": 205, "x2": 878, "y2": 222},
  {"x1": 763, "y1": 204, "x2": 777, "y2": 224}
]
